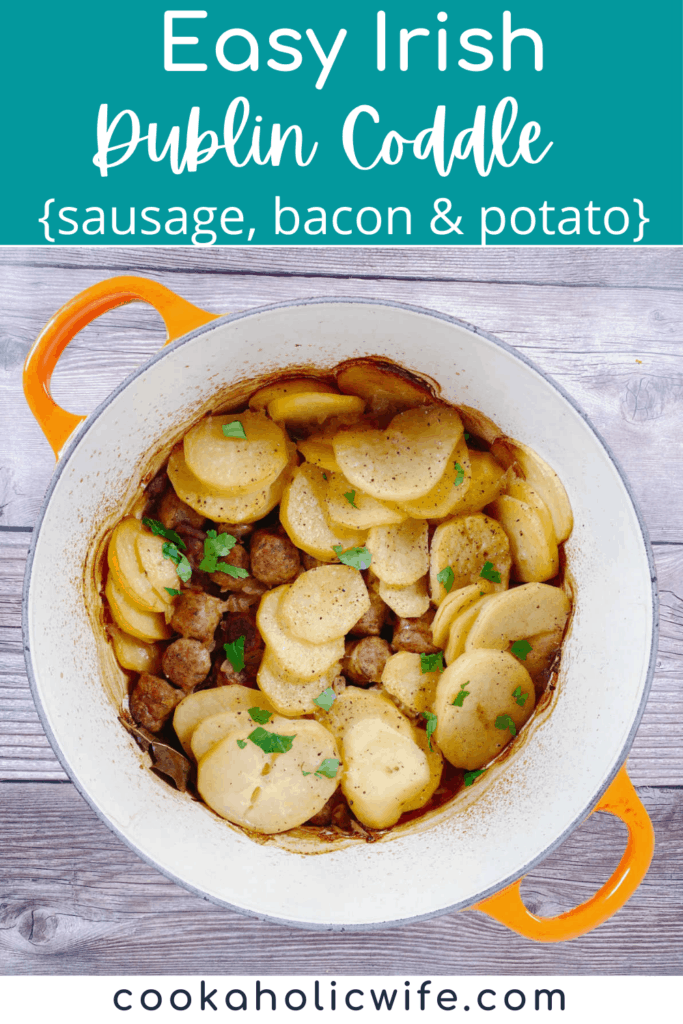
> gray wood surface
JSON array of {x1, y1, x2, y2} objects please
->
[{"x1": 1, "y1": 247, "x2": 682, "y2": 974}]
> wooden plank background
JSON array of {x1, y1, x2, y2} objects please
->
[{"x1": 1, "y1": 247, "x2": 682, "y2": 975}]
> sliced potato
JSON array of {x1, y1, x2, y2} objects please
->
[
  {"x1": 256, "y1": 586, "x2": 345, "y2": 680},
  {"x1": 333, "y1": 405, "x2": 464, "y2": 501},
  {"x1": 457, "y1": 405, "x2": 504, "y2": 446},
  {"x1": 297, "y1": 437, "x2": 342, "y2": 473},
  {"x1": 173, "y1": 684, "x2": 273, "y2": 755},
  {"x1": 434, "y1": 649, "x2": 535, "y2": 769},
  {"x1": 249, "y1": 377, "x2": 336, "y2": 411},
  {"x1": 268, "y1": 392, "x2": 365, "y2": 427},
  {"x1": 518, "y1": 627, "x2": 565, "y2": 684},
  {"x1": 197, "y1": 716, "x2": 340, "y2": 834},
  {"x1": 336, "y1": 362, "x2": 433, "y2": 416},
  {"x1": 367, "y1": 519, "x2": 429, "y2": 586},
  {"x1": 135, "y1": 530, "x2": 179, "y2": 603},
  {"x1": 444, "y1": 596, "x2": 497, "y2": 665},
  {"x1": 341, "y1": 717, "x2": 431, "y2": 829},
  {"x1": 505, "y1": 474, "x2": 556, "y2": 544},
  {"x1": 279, "y1": 566, "x2": 370, "y2": 644},
  {"x1": 319, "y1": 685, "x2": 414, "y2": 742},
  {"x1": 108, "y1": 517, "x2": 166, "y2": 613},
  {"x1": 398, "y1": 438, "x2": 471, "y2": 519},
  {"x1": 491, "y1": 437, "x2": 573, "y2": 542},
  {"x1": 432, "y1": 580, "x2": 494, "y2": 648},
  {"x1": 429, "y1": 514, "x2": 511, "y2": 606},
  {"x1": 191, "y1": 708, "x2": 275, "y2": 762},
  {"x1": 381, "y1": 651, "x2": 440, "y2": 715},
  {"x1": 168, "y1": 445, "x2": 294, "y2": 524},
  {"x1": 280, "y1": 463, "x2": 367, "y2": 562},
  {"x1": 105, "y1": 576, "x2": 173, "y2": 642},
  {"x1": 257, "y1": 651, "x2": 341, "y2": 717},
  {"x1": 379, "y1": 576, "x2": 430, "y2": 618},
  {"x1": 442, "y1": 450, "x2": 507, "y2": 518},
  {"x1": 107, "y1": 625, "x2": 163, "y2": 675},
  {"x1": 184, "y1": 411, "x2": 288, "y2": 495},
  {"x1": 324, "y1": 471, "x2": 407, "y2": 530},
  {"x1": 402, "y1": 725, "x2": 444, "y2": 813},
  {"x1": 465, "y1": 582, "x2": 571, "y2": 653},
  {"x1": 487, "y1": 494, "x2": 559, "y2": 582}
]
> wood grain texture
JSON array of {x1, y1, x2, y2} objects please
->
[
  {"x1": 0, "y1": 782, "x2": 681, "y2": 975},
  {"x1": 2, "y1": 531, "x2": 682, "y2": 784}
]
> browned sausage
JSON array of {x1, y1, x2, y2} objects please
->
[
  {"x1": 250, "y1": 529, "x2": 300, "y2": 585},
  {"x1": 392, "y1": 610, "x2": 439, "y2": 654},
  {"x1": 343, "y1": 636, "x2": 393, "y2": 685},
  {"x1": 162, "y1": 638, "x2": 211, "y2": 690},
  {"x1": 159, "y1": 489, "x2": 205, "y2": 531},
  {"x1": 218, "y1": 522, "x2": 254, "y2": 542},
  {"x1": 349, "y1": 588, "x2": 389, "y2": 636},
  {"x1": 170, "y1": 591, "x2": 225, "y2": 642},
  {"x1": 130, "y1": 673, "x2": 182, "y2": 733},
  {"x1": 217, "y1": 613, "x2": 265, "y2": 678},
  {"x1": 301, "y1": 552, "x2": 325, "y2": 571},
  {"x1": 210, "y1": 542, "x2": 250, "y2": 591}
]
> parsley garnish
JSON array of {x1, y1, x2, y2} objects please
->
[
  {"x1": 248, "y1": 707, "x2": 273, "y2": 724},
  {"x1": 303, "y1": 757, "x2": 340, "y2": 778},
  {"x1": 249, "y1": 727, "x2": 295, "y2": 754},
  {"x1": 343, "y1": 490, "x2": 358, "y2": 508},
  {"x1": 236, "y1": 739, "x2": 247, "y2": 749},
  {"x1": 420, "y1": 651, "x2": 444, "y2": 673},
  {"x1": 322, "y1": 473, "x2": 328, "y2": 481},
  {"x1": 512, "y1": 685, "x2": 529, "y2": 707},
  {"x1": 222, "y1": 421, "x2": 247, "y2": 440},
  {"x1": 510, "y1": 639, "x2": 533, "y2": 662},
  {"x1": 421, "y1": 711, "x2": 438, "y2": 751},
  {"x1": 332, "y1": 544, "x2": 372, "y2": 570},
  {"x1": 142, "y1": 517, "x2": 186, "y2": 550},
  {"x1": 452, "y1": 683, "x2": 470, "y2": 707},
  {"x1": 162, "y1": 542, "x2": 192, "y2": 582},
  {"x1": 437, "y1": 566, "x2": 455, "y2": 593},
  {"x1": 464, "y1": 769, "x2": 486, "y2": 786},
  {"x1": 464, "y1": 432, "x2": 470, "y2": 441},
  {"x1": 495, "y1": 714, "x2": 517, "y2": 736},
  {"x1": 454, "y1": 462, "x2": 465, "y2": 487},
  {"x1": 223, "y1": 636, "x2": 245, "y2": 673},
  {"x1": 480, "y1": 561, "x2": 502, "y2": 583},
  {"x1": 199, "y1": 530, "x2": 248, "y2": 578},
  {"x1": 313, "y1": 687, "x2": 336, "y2": 711},
  {"x1": 164, "y1": 587, "x2": 182, "y2": 596}
]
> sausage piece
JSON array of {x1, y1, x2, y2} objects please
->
[
  {"x1": 217, "y1": 613, "x2": 265, "y2": 678},
  {"x1": 159, "y1": 489, "x2": 205, "y2": 531},
  {"x1": 218, "y1": 522, "x2": 254, "y2": 542},
  {"x1": 130, "y1": 673, "x2": 182, "y2": 733},
  {"x1": 250, "y1": 529, "x2": 300, "y2": 585},
  {"x1": 343, "y1": 636, "x2": 393, "y2": 685},
  {"x1": 162, "y1": 638, "x2": 211, "y2": 691},
  {"x1": 210, "y1": 543, "x2": 250, "y2": 591},
  {"x1": 392, "y1": 611, "x2": 440, "y2": 655},
  {"x1": 349, "y1": 588, "x2": 389, "y2": 636},
  {"x1": 170, "y1": 591, "x2": 225, "y2": 642}
]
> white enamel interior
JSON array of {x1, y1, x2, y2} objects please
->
[{"x1": 25, "y1": 300, "x2": 655, "y2": 929}]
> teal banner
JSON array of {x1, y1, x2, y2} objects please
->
[{"x1": 3, "y1": 1, "x2": 681, "y2": 245}]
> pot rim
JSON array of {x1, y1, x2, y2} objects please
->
[{"x1": 22, "y1": 295, "x2": 659, "y2": 932}]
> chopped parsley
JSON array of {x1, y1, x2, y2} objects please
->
[
  {"x1": 236, "y1": 739, "x2": 247, "y2": 749},
  {"x1": 303, "y1": 757, "x2": 340, "y2": 779},
  {"x1": 420, "y1": 651, "x2": 444, "y2": 673},
  {"x1": 162, "y1": 542, "x2": 192, "y2": 582},
  {"x1": 332, "y1": 544, "x2": 372, "y2": 570},
  {"x1": 343, "y1": 490, "x2": 358, "y2": 508},
  {"x1": 495, "y1": 713, "x2": 517, "y2": 736},
  {"x1": 222, "y1": 420, "x2": 247, "y2": 440},
  {"x1": 480, "y1": 561, "x2": 502, "y2": 584},
  {"x1": 464, "y1": 432, "x2": 470, "y2": 441},
  {"x1": 249, "y1": 727, "x2": 295, "y2": 754},
  {"x1": 437, "y1": 566, "x2": 455, "y2": 593},
  {"x1": 421, "y1": 711, "x2": 438, "y2": 751},
  {"x1": 464, "y1": 769, "x2": 486, "y2": 786},
  {"x1": 313, "y1": 687, "x2": 336, "y2": 711},
  {"x1": 199, "y1": 530, "x2": 248, "y2": 578},
  {"x1": 322, "y1": 472, "x2": 328, "y2": 481},
  {"x1": 142, "y1": 517, "x2": 186, "y2": 550},
  {"x1": 248, "y1": 707, "x2": 273, "y2": 724},
  {"x1": 512, "y1": 685, "x2": 529, "y2": 707},
  {"x1": 164, "y1": 587, "x2": 181, "y2": 597},
  {"x1": 452, "y1": 683, "x2": 470, "y2": 707},
  {"x1": 223, "y1": 635, "x2": 246, "y2": 673},
  {"x1": 454, "y1": 462, "x2": 465, "y2": 488},
  {"x1": 510, "y1": 639, "x2": 533, "y2": 662}
]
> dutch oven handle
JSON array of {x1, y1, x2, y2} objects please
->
[
  {"x1": 474, "y1": 764, "x2": 654, "y2": 941},
  {"x1": 23, "y1": 275, "x2": 220, "y2": 459}
]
